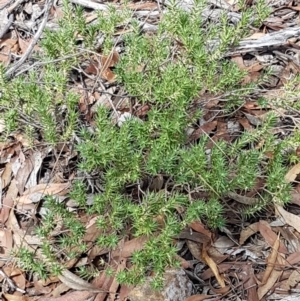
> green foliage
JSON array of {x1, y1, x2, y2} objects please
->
[
  {"x1": 13, "y1": 247, "x2": 48, "y2": 280},
  {"x1": 77, "y1": 265, "x2": 100, "y2": 280},
  {"x1": 3, "y1": 0, "x2": 297, "y2": 291}
]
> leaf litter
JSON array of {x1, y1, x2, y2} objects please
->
[{"x1": 2, "y1": 0, "x2": 300, "y2": 301}]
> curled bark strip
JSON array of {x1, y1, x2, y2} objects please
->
[{"x1": 226, "y1": 192, "x2": 257, "y2": 205}]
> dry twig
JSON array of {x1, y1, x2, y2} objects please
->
[{"x1": 5, "y1": 0, "x2": 54, "y2": 79}]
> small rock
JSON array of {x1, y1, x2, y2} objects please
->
[{"x1": 128, "y1": 269, "x2": 193, "y2": 301}]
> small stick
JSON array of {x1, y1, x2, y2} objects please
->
[
  {"x1": 7, "y1": 0, "x2": 26, "y2": 14},
  {"x1": 69, "y1": 0, "x2": 108, "y2": 10},
  {"x1": 5, "y1": 0, "x2": 54, "y2": 79},
  {"x1": 0, "y1": 269, "x2": 26, "y2": 294},
  {"x1": 0, "y1": 14, "x2": 13, "y2": 39},
  {"x1": 0, "y1": 0, "x2": 14, "y2": 11}
]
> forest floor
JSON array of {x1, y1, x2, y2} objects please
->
[{"x1": 1, "y1": 0, "x2": 300, "y2": 301}]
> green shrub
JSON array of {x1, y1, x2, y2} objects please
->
[{"x1": 2, "y1": 0, "x2": 295, "y2": 290}]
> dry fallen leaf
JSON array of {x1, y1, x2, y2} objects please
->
[
  {"x1": 85, "y1": 51, "x2": 119, "y2": 82},
  {"x1": 238, "y1": 117, "x2": 253, "y2": 131},
  {"x1": 231, "y1": 54, "x2": 246, "y2": 70},
  {"x1": 286, "y1": 252, "x2": 300, "y2": 265},
  {"x1": 119, "y1": 284, "x2": 134, "y2": 301},
  {"x1": 261, "y1": 234, "x2": 280, "y2": 285},
  {"x1": 227, "y1": 191, "x2": 257, "y2": 205},
  {"x1": 257, "y1": 268, "x2": 282, "y2": 300},
  {"x1": 93, "y1": 269, "x2": 115, "y2": 301},
  {"x1": 32, "y1": 279, "x2": 52, "y2": 296},
  {"x1": 280, "y1": 269, "x2": 300, "y2": 291},
  {"x1": 0, "y1": 229, "x2": 12, "y2": 267},
  {"x1": 240, "y1": 264, "x2": 259, "y2": 301},
  {"x1": 136, "y1": 104, "x2": 150, "y2": 117},
  {"x1": 175, "y1": 254, "x2": 193, "y2": 269},
  {"x1": 291, "y1": 192, "x2": 300, "y2": 206},
  {"x1": 241, "y1": 71, "x2": 261, "y2": 85},
  {"x1": 17, "y1": 182, "x2": 70, "y2": 204},
  {"x1": 0, "y1": 179, "x2": 18, "y2": 224},
  {"x1": 18, "y1": 37, "x2": 30, "y2": 54},
  {"x1": 177, "y1": 227, "x2": 210, "y2": 244},
  {"x1": 239, "y1": 222, "x2": 259, "y2": 245},
  {"x1": 109, "y1": 257, "x2": 127, "y2": 301},
  {"x1": 202, "y1": 245, "x2": 226, "y2": 288},
  {"x1": 188, "y1": 120, "x2": 218, "y2": 142},
  {"x1": 39, "y1": 291, "x2": 93, "y2": 301},
  {"x1": 285, "y1": 163, "x2": 300, "y2": 183},
  {"x1": 25, "y1": 151, "x2": 43, "y2": 189},
  {"x1": 3, "y1": 294, "x2": 32, "y2": 301},
  {"x1": 244, "y1": 32, "x2": 266, "y2": 40},
  {"x1": 101, "y1": 67, "x2": 117, "y2": 82},
  {"x1": 189, "y1": 221, "x2": 212, "y2": 240},
  {"x1": 84, "y1": 60, "x2": 99, "y2": 75},
  {"x1": 58, "y1": 269, "x2": 104, "y2": 292},
  {"x1": 258, "y1": 220, "x2": 288, "y2": 254},
  {"x1": 111, "y1": 236, "x2": 148, "y2": 258},
  {"x1": 186, "y1": 240, "x2": 202, "y2": 261},
  {"x1": 0, "y1": 38, "x2": 18, "y2": 64},
  {"x1": 7, "y1": 209, "x2": 38, "y2": 250},
  {"x1": 3, "y1": 266, "x2": 26, "y2": 291},
  {"x1": 200, "y1": 262, "x2": 232, "y2": 281},
  {"x1": 276, "y1": 205, "x2": 300, "y2": 234},
  {"x1": 101, "y1": 51, "x2": 119, "y2": 69},
  {"x1": 1, "y1": 162, "x2": 12, "y2": 189},
  {"x1": 83, "y1": 216, "x2": 103, "y2": 243},
  {"x1": 15, "y1": 154, "x2": 34, "y2": 194},
  {"x1": 258, "y1": 235, "x2": 282, "y2": 300}
]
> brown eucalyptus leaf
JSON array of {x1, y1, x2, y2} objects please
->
[
  {"x1": 276, "y1": 205, "x2": 300, "y2": 234},
  {"x1": 227, "y1": 191, "x2": 257, "y2": 205},
  {"x1": 39, "y1": 291, "x2": 93, "y2": 301},
  {"x1": 202, "y1": 247, "x2": 226, "y2": 288},
  {"x1": 261, "y1": 234, "x2": 280, "y2": 285},
  {"x1": 100, "y1": 51, "x2": 119, "y2": 68},
  {"x1": 258, "y1": 269, "x2": 282, "y2": 300},
  {"x1": 93, "y1": 270, "x2": 114, "y2": 301},
  {"x1": 286, "y1": 252, "x2": 300, "y2": 265},
  {"x1": 0, "y1": 179, "x2": 18, "y2": 224},
  {"x1": 186, "y1": 240, "x2": 202, "y2": 261},
  {"x1": 189, "y1": 221, "x2": 212, "y2": 240},
  {"x1": 239, "y1": 222, "x2": 259, "y2": 245},
  {"x1": 111, "y1": 236, "x2": 148, "y2": 258},
  {"x1": 3, "y1": 294, "x2": 31, "y2": 301},
  {"x1": 285, "y1": 163, "x2": 300, "y2": 183},
  {"x1": 109, "y1": 257, "x2": 127, "y2": 301},
  {"x1": 58, "y1": 269, "x2": 105, "y2": 293},
  {"x1": 1, "y1": 162, "x2": 12, "y2": 189},
  {"x1": 188, "y1": 121, "x2": 217, "y2": 142},
  {"x1": 17, "y1": 182, "x2": 70, "y2": 204},
  {"x1": 258, "y1": 220, "x2": 288, "y2": 254},
  {"x1": 119, "y1": 284, "x2": 134, "y2": 301},
  {"x1": 281, "y1": 270, "x2": 300, "y2": 291},
  {"x1": 0, "y1": 229, "x2": 12, "y2": 266},
  {"x1": 15, "y1": 154, "x2": 34, "y2": 194}
]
